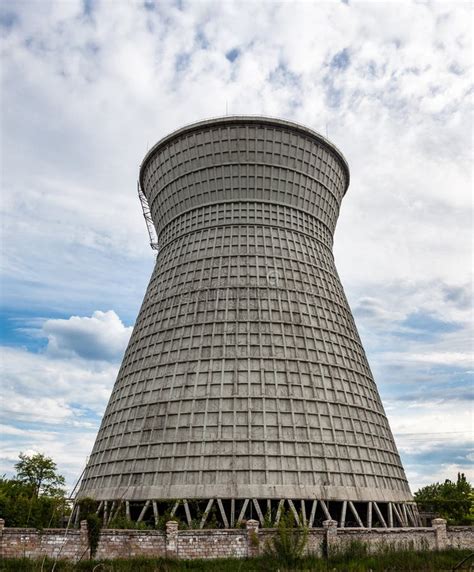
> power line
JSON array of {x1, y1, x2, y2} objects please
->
[{"x1": 394, "y1": 431, "x2": 472, "y2": 436}]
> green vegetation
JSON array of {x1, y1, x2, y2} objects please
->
[
  {"x1": 0, "y1": 549, "x2": 472, "y2": 571},
  {"x1": 107, "y1": 515, "x2": 149, "y2": 530},
  {"x1": 414, "y1": 472, "x2": 474, "y2": 525},
  {"x1": 77, "y1": 498, "x2": 102, "y2": 558},
  {"x1": 15, "y1": 452, "x2": 66, "y2": 498},
  {"x1": 0, "y1": 453, "x2": 68, "y2": 529},
  {"x1": 263, "y1": 508, "x2": 308, "y2": 565}
]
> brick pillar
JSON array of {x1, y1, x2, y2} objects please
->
[
  {"x1": 246, "y1": 519, "x2": 260, "y2": 557},
  {"x1": 432, "y1": 518, "x2": 447, "y2": 550},
  {"x1": 323, "y1": 519, "x2": 338, "y2": 557},
  {"x1": 79, "y1": 520, "x2": 89, "y2": 560},
  {"x1": 166, "y1": 520, "x2": 179, "y2": 557},
  {"x1": 0, "y1": 518, "x2": 4, "y2": 560}
]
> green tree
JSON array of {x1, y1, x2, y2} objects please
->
[
  {"x1": 414, "y1": 472, "x2": 473, "y2": 524},
  {"x1": 15, "y1": 452, "x2": 65, "y2": 498},
  {"x1": 0, "y1": 477, "x2": 68, "y2": 528},
  {"x1": 0, "y1": 453, "x2": 69, "y2": 528}
]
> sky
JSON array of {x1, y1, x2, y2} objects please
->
[{"x1": 0, "y1": 0, "x2": 472, "y2": 495}]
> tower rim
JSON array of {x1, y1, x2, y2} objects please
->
[{"x1": 139, "y1": 115, "x2": 350, "y2": 194}]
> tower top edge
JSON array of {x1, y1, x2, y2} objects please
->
[{"x1": 139, "y1": 115, "x2": 350, "y2": 193}]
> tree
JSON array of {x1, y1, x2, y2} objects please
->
[
  {"x1": 414, "y1": 472, "x2": 473, "y2": 525},
  {"x1": 14, "y1": 452, "x2": 66, "y2": 498},
  {"x1": 0, "y1": 476, "x2": 69, "y2": 528}
]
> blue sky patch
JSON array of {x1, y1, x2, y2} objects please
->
[
  {"x1": 330, "y1": 48, "x2": 350, "y2": 71},
  {"x1": 226, "y1": 48, "x2": 240, "y2": 63},
  {"x1": 403, "y1": 444, "x2": 473, "y2": 469},
  {"x1": 82, "y1": 0, "x2": 94, "y2": 17},
  {"x1": 175, "y1": 52, "x2": 191, "y2": 72},
  {"x1": 0, "y1": 10, "x2": 18, "y2": 29},
  {"x1": 143, "y1": 0, "x2": 156, "y2": 12},
  {"x1": 0, "y1": 309, "x2": 53, "y2": 352},
  {"x1": 195, "y1": 28, "x2": 209, "y2": 50},
  {"x1": 269, "y1": 62, "x2": 300, "y2": 87},
  {"x1": 399, "y1": 311, "x2": 462, "y2": 338}
]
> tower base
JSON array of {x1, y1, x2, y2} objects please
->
[{"x1": 73, "y1": 497, "x2": 421, "y2": 529}]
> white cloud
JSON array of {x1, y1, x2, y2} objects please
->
[
  {"x1": 388, "y1": 400, "x2": 474, "y2": 455},
  {"x1": 387, "y1": 351, "x2": 473, "y2": 368},
  {"x1": 0, "y1": 343, "x2": 118, "y2": 488},
  {"x1": 43, "y1": 310, "x2": 132, "y2": 361},
  {"x1": 0, "y1": 345, "x2": 117, "y2": 421},
  {"x1": 1, "y1": 0, "x2": 472, "y2": 492},
  {"x1": 0, "y1": 309, "x2": 130, "y2": 487},
  {"x1": 407, "y1": 464, "x2": 474, "y2": 493},
  {"x1": 1, "y1": 1, "x2": 471, "y2": 309}
]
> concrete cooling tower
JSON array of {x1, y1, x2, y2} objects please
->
[{"x1": 76, "y1": 117, "x2": 419, "y2": 529}]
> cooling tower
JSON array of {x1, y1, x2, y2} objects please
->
[{"x1": 77, "y1": 117, "x2": 418, "y2": 528}]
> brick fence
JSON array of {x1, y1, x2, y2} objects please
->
[{"x1": 0, "y1": 518, "x2": 472, "y2": 562}]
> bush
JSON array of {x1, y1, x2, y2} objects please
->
[
  {"x1": 77, "y1": 497, "x2": 102, "y2": 559},
  {"x1": 414, "y1": 472, "x2": 474, "y2": 525},
  {"x1": 263, "y1": 508, "x2": 308, "y2": 565},
  {"x1": 85, "y1": 513, "x2": 101, "y2": 559},
  {"x1": 0, "y1": 477, "x2": 68, "y2": 528},
  {"x1": 108, "y1": 515, "x2": 149, "y2": 530}
]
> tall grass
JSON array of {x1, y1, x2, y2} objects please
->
[{"x1": 1, "y1": 549, "x2": 472, "y2": 572}]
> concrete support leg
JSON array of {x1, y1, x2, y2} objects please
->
[
  {"x1": 246, "y1": 519, "x2": 260, "y2": 557},
  {"x1": 323, "y1": 519, "x2": 338, "y2": 557},
  {"x1": 165, "y1": 520, "x2": 179, "y2": 557},
  {"x1": 432, "y1": 518, "x2": 447, "y2": 550}
]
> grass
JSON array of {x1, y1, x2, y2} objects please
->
[{"x1": 0, "y1": 549, "x2": 472, "y2": 572}]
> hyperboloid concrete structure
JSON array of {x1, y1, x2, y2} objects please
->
[{"x1": 77, "y1": 117, "x2": 418, "y2": 528}]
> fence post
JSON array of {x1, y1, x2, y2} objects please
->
[
  {"x1": 0, "y1": 518, "x2": 4, "y2": 560},
  {"x1": 166, "y1": 520, "x2": 179, "y2": 557},
  {"x1": 79, "y1": 520, "x2": 89, "y2": 560},
  {"x1": 432, "y1": 518, "x2": 447, "y2": 550},
  {"x1": 246, "y1": 519, "x2": 260, "y2": 557},
  {"x1": 323, "y1": 519, "x2": 338, "y2": 557}
]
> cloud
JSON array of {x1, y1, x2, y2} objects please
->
[
  {"x1": 1, "y1": 0, "x2": 472, "y2": 493},
  {"x1": 386, "y1": 391, "x2": 473, "y2": 492},
  {"x1": 43, "y1": 310, "x2": 132, "y2": 361},
  {"x1": 1, "y1": 1, "x2": 471, "y2": 311},
  {"x1": 0, "y1": 343, "x2": 119, "y2": 488},
  {"x1": 1, "y1": 345, "x2": 116, "y2": 421},
  {"x1": 407, "y1": 463, "x2": 474, "y2": 494}
]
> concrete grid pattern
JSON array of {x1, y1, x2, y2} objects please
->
[{"x1": 78, "y1": 117, "x2": 412, "y2": 507}]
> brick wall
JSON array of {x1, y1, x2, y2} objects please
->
[
  {"x1": 177, "y1": 529, "x2": 247, "y2": 559},
  {"x1": 0, "y1": 518, "x2": 472, "y2": 562},
  {"x1": 0, "y1": 521, "x2": 88, "y2": 561},
  {"x1": 95, "y1": 529, "x2": 166, "y2": 559},
  {"x1": 447, "y1": 526, "x2": 474, "y2": 550}
]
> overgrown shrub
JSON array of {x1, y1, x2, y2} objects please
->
[
  {"x1": 108, "y1": 515, "x2": 149, "y2": 530},
  {"x1": 77, "y1": 497, "x2": 101, "y2": 559},
  {"x1": 85, "y1": 513, "x2": 101, "y2": 559},
  {"x1": 263, "y1": 508, "x2": 308, "y2": 565}
]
